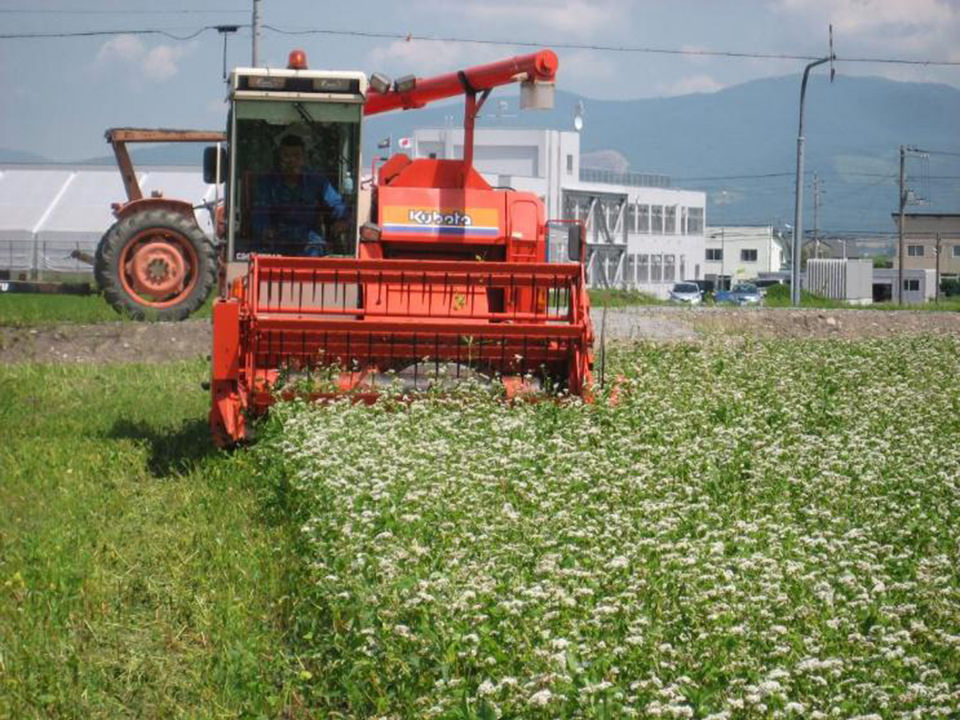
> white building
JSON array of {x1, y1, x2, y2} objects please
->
[
  {"x1": 0, "y1": 163, "x2": 217, "y2": 277},
  {"x1": 411, "y1": 128, "x2": 706, "y2": 298},
  {"x1": 703, "y1": 225, "x2": 785, "y2": 287}
]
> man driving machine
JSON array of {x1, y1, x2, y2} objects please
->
[{"x1": 252, "y1": 134, "x2": 348, "y2": 256}]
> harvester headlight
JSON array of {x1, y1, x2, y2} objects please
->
[
  {"x1": 369, "y1": 72, "x2": 392, "y2": 94},
  {"x1": 313, "y1": 77, "x2": 353, "y2": 92},
  {"x1": 248, "y1": 75, "x2": 286, "y2": 90},
  {"x1": 394, "y1": 75, "x2": 417, "y2": 93},
  {"x1": 359, "y1": 222, "x2": 382, "y2": 243}
]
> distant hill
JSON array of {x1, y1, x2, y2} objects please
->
[
  {"x1": 6, "y1": 74, "x2": 956, "y2": 232},
  {"x1": 362, "y1": 74, "x2": 960, "y2": 232},
  {"x1": 0, "y1": 147, "x2": 51, "y2": 163},
  {"x1": 77, "y1": 143, "x2": 210, "y2": 167}
]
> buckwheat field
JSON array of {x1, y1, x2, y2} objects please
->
[{"x1": 258, "y1": 336, "x2": 960, "y2": 719}]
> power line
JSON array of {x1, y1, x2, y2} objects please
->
[
  {"x1": 839, "y1": 56, "x2": 960, "y2": 67},
  {"x1": 0, "y1": 8, "x2": 247, "y2": 14},
  {"x1": 676, "y1": 171, "x2": 793, "y2": 181},
  {"x1": 261, "y1": 25, "x2": 960, "y2": 67},
  {"x1": 2, "y1": 22, "x2": 959, "y2": 68},
  {"x1": 261, "y1": 25, "x2": 820, "y2": 61},
  {"x1": 0, "y1": 26, "x2": 236, "y2": 41},
  {"x1": 913, "y1": 148, "x2": 960, "y2": 158}
]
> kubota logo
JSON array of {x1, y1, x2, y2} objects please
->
[{"x1": 408, "y1": 209, "x2": 473, "y2": 227}]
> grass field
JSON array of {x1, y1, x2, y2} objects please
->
[
  {"x1": 2, "y1": 308, "x2": 959, "y2": 717},
  {"x1": 256, "y1": 337, "x2": 960, "y2": 718},
  {"x1": 0, "y1": 360, "x2": 299, "y2": 718},
  {"x1": 0, "y1": 293, "x2": 214, "y2": 326}
]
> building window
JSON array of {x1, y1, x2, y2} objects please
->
[
  {"x1": 566, "y1": 154, "x2": 573, "y2": 174},
  {"x1": 650, "y1": 254, "x2": 663, "y2": 283},
  {"x1": 606, "y1": 203, "x2": 619, "y2": 232},
  {"x1": 637, "y1": 254, "x2": 649, "y2": 283},
  {"x1": 664, "y1": 206, "x2": 676, "y2": 234},
  {"x1": 651, "y1": 205, "x2": 663, "y2": 234},
  {"x1": 664, "y1": 254, "x2": 676, "y2": 282},
  {"x1": 907, "y1": 244, "x2": 924, "y2": 257},
  {"x1": 741, "y1": 249, "x2": 758, "y2": 262},
  {"x1": 952, "y1": 245, "x2": 960, "y2": 258},
  {"x1": 706, "y1": 248, "x2": 723, "y2": 261},
  {"x1": 626, "y1": 203, "x2": 637, "y2": 232},
  {"x1": 904, "y1": 278, "x2": 920, "y2": 292},
  {"x1": 687, "y1": 207, "x2": 704, "y2": 235},
  {"x1": 638, "y1": 204, "x2": 650, "y2": 233},
  {"x1": 625, "y1": 254, "x2": 636, "y2": 286}
]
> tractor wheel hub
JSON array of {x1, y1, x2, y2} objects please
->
[{"x1": 130, "y1": 241, "x2": 187, "y2": 298}]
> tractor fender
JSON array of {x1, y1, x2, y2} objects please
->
[{"x1": 111, "y1": 197, "x2": 198, "y2": 223}]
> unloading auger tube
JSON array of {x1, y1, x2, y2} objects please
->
[{"x1": 209, "y1": 49, "x2": 594, "y2": 446}]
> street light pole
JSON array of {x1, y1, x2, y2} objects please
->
[
  {"x1": 251, "y1": 0, "x2": 262, "y2": 67},
  {"x1": 898, "y1": 144, "x2": 906, "y2": 305},
  {"x1": 791, "y1": 54, "x2": 832, "y2": 306},
  {"x1": 215, "y1": 25, "x2": 239, "y2": 80}
]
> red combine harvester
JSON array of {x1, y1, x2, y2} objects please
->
[{"x1": 95, "y1": 49, "x2": 594, "y2": 445}]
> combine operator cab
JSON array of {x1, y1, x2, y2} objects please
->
[
  {"x1": 212, "y1": 56, "x2": 365, "y2": 272},
  {"x1": 209, "y1": 49, "x2": 594, "y2": 446}
]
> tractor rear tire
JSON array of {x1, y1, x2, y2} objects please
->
[{"x1": 95, "y1": 209, "x2": 217, "y2": 321}]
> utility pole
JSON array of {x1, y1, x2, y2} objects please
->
[
  {"x1": 251, "y1": 0, "x2": 262, "y2": 67},
  {"x1": 791, "y1": 26, "x2": 835, "y2": 306},
  {"x1": 721, "y1": 226, "x2": 726, "y2": 289},
  {"x1": 813, "y1": 173, "x2": 821, "y2": 259},
  {"x1": 898, "y1": 145, "x2": 906, "y2": 305},
  {"x1": 935, "y1": 233, "x2": 942, "y2": 304}
]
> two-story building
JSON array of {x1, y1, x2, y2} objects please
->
[
  {"x1": 703, "y1": 225, "x2": 785, "y2": 288},
  {"x1": 410, "y1": 128, "x2": 706, "y2": 298},
  {"x1": 891, "y1": 213, "x2": 960, "y2": 283}
]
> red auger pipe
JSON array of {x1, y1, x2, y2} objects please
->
[{"x1": 363, "y1": 49, "x2": 558, "y2": 116}]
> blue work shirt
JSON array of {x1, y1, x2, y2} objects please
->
[{"x1": 251, "y1": 172, "x2": 347, "y2": 254}]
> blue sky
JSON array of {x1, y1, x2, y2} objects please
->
[{"x1": 1, "y1": 0, "x2": 958, "y2": 161}]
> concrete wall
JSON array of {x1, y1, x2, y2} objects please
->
[{"x1": 806, "y1": 258, "x2": 873, "y2": 304}]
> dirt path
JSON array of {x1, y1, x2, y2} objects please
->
[
  {"x1": 0, "y1": 321, "x2": 212, "y2": 364},
  {"x1": 3, "y1": 307, "x2": 960, "y2": 364}
]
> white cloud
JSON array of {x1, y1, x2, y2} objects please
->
[
  {"x1": 451, "y1": 0, "x2": 630, "y2": 38},
  {"x1": 367, "y1": 39, "x2": 496, "y2": 76},
  {"x1": 143, "y1": 45, "x2": 189, "y2": 81},
  {"x1": 94, "y1": 34, "x2": 194, "y2": 82},
  {"x1": 561, "y1": 50, "x2": 618, "y2": 87},
  {"x1": 680, "y1": 45, "x2": 712, "y2": 66},
  {"x1": 777, "y1": 0, "x2": 954, "y2": 34},
  {"x1": 774, "y1": 0, "x2": 960, "y2": 84},
  {"x1": 661, "y1": 74, "x2": 725, "y2": 96},
  {"x1": 97, "y1": 34, "x2": 146, "y2": 64}
]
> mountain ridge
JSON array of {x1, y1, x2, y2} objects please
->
[{"x1": 4, "y1": 73, "x2": 956, "y2": 232}]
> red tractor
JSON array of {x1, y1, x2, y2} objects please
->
[{"x1": 96, "y1": 49, "x2": 594, "y2": 445}]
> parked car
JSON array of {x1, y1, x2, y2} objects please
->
[
  {"x1": 668, "y1": 282, "x2": 703, "y2": 305},
  {"x1": 753, "y1": 278, "x2": 786, "y2": 297},
  {"x1": 715, "y1": 283, "x2": 763, "y2": 306}
]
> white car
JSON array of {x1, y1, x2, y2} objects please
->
[{"x1": 668, "y1": 282, "x2": 703, "y2": 305}]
